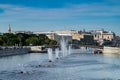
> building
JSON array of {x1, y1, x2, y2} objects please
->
[
  {"x1": 92, "y1": 30, "x2": 115, "y2": 41},
  {"x1": 72, "y1": 32, "x2": 94, "y2": 45},
  {"x1": 46, "y1": 33, "x2": 55, "y2": 40},
  {"x1": 72, "y1": 33, "x2": 84, "y2": 41},
  {"x1": 91, "y1": 29, "x2": 115, "y2": 45},
  {"x1": 33, "y1": 31, "x2": 72, "y2": 44},
  {"x1": 12, "y1": 31, "x2": 33, "y2": 34},
  {"x1": 33, "y1": 31, "x2": 54, "y2": 35},
  {"x1": 113, "y1": 36, "x2": 120, "y2": 47},
  {"x1": 71, "y1": 32, "x2": 92, "y2": 41},
  {"x1": 46, "y1": 33, "x2": 72, "y2": 44},
  {"x1": 54, "y1": 30, "x2": 78, "y2": 34},
  {"x1": 40, "y1": 30, "x2": 94, "y2": 45},
  {"x1": 81, "y1": 35, "x2": 94, "y2": 45},
  {"x1": 54, "y1": 34, "x2": 72, "y2": 44}
]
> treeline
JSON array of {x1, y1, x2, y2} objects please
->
[{"x1": 0, "y1": 33, "x2": 57, "y2": 46}]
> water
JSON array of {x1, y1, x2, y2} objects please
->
[
  {"x1": 48, "y1": 48, "x2": 53, "y2": 62},
  {"x1": 47, "y1": 37, "x2": 72, "y2": 61},
  {"x1": 60, "y1": 37, "x2": 68, "y2": 57},
  {"x1": 0, "y1": 49, "x2": 120, "y2": 80},
  {"x1": 68, "y1": 45, "x2": 71, "y2": 55},
  {"x1": 0, "y1": 53, "x2": 48, "y2": 71},
  {"x1": 55, "y1": 48, "x2": 59, "y2": 59}
]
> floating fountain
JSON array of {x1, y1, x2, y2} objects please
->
[
  {"x1": 55, "y1": 48, "x2": 59, "y2": 59},
  {"x1": 18, "y1": 64, "x2": 26, "y2": 74},
  {"x1": 68, "y1": 45, "x2": 72, "y2": 55},
  {"x1": 47, "y1": 36, "x2": 72, "y2": 62},
  {"x1": 60, "y1": 36, "x2": 72, "y2": 57},
  {"x1": 60, "y1": 37, "x2": 68, "y2": 57},
  {"x1": 48, "y1": 48, "x2": 53, "y2": 62}
]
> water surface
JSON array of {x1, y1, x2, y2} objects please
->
[{"x1": 0, "y1": 49, "x2": 120, "y2": 80}]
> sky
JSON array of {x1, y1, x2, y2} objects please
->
[{"x1": 0, "y1": 0, "x2": 120, "y2": 35}]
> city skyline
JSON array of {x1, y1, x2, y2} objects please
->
[{"x1": 0, "y1": 0, "x2": 120, "y2": 35}]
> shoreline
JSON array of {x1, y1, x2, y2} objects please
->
[
  {"x1": 0, "y1": 45, "x2": 102, "y2": 57},
  {"x1": 0, "y1": 48, "x2": 30, "y2": 57}
]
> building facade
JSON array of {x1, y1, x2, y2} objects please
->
[
  {"x1": 91, "y1": 30, "x2": 115, "y2": 45},
  {"x1": 72, "y1": 33, "x2": 84, "y2": 40}
]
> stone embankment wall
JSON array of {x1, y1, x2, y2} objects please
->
[
  {"x1": 0, "y1": 48, "x2": 30, "y2": 57},
  {"x1": 28, "y1": 46, "x2": 47, "y2": 53}
]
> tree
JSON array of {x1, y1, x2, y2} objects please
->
[
  {"x1": 17, "y1": 34, "x2": 24, "y2": 46},
  {"x1": 0, "y1": 33, "x2": 57, "y2": 46},
  {"x1": 0, "y1": 36, "x2": 3, "y2": 45},
  {"x1": 26, "y1": 37, "x2": 39, "y2": 46},
  {"x1": 45, "y1": 39, "x2": 51, "y2": 45},
  {"x1": 49, "y1": 40, "x2": 57, "y2": 45}
]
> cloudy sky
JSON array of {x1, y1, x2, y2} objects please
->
[{"x1": 0, "y1": 0, "x2": 120, "y2": 35}]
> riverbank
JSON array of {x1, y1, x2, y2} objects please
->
[
  {"x1": 71, "y1": 44, "x2": 103, "y2": 49},
  {"x1": 0, "y1": 45, "x2": 102, "y2": 57},
  {"x1": 0, "y1": 48, "x2": 30, "y2": 57}
]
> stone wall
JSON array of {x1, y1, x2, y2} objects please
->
[{"x1": 0, "y1": 48, "x2": 30, "y2": 57}]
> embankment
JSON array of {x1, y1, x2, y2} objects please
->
[{"x1": 0, "y1": 48, "x2": 30, "y2": 57}]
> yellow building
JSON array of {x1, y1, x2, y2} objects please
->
[
  {"x1": 46, "y1": 33, "x2": 55, "y2": 40},
  {"x1": 72, "y1": 33, "x2": 91, "y2": 40},
  {"x1": 102, "y1": 33, "x2": 114, "y2": 41},
  {"x1": 72, "y1": 33, "x2": 84, "y2": 40}
]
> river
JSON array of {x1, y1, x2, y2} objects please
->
[{"x1": 0, "y1": 49, "x2": 120, "y2": 80}]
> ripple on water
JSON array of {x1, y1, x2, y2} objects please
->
[{"x1": 1, "y1": 52, "x2": 120, "y2": 80}]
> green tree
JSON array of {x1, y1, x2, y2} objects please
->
[
  {"x1": 49, "y1": 40, "x2": 57, "y2": 45},
  {"x1": 26, "y1": 37, "x2": 39, "y2": 46},
  {"x1": 0, "y1": 36, "x2": 3, "y2": 45},
  {"x1": 0, "y1": 33, "x2": 57, "y2": 46}
]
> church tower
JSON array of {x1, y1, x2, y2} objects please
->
[{"x1": 8, "y1": 24, "x2": 11, "y2": 33}]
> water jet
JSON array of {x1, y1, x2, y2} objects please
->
[{"x1": 48, "y1": 48, "x2": 53, "y2": 62}]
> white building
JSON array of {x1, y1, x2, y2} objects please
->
[
  {"x1": 54, "y1": 30, "x2": 78, "y2": 34},
  {"x1": 91, "y1": 29, "x2": 115, "y2": 45},
  {"x1": 54, "y1": 34, "x2": 72, "y2": 44},
  {"x1": 33, "y1": 30, "x2": 73, "y2": 44},
  {"x1": 12, "y1": 31, "x2": 33, "y2": 34},
  {"x1": 33, "y1": 31, "x2": 54, "y2": 35}
]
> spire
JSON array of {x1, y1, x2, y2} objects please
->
[{"x1": 8, "y1": 24, "x2": 11, "y2": 33}]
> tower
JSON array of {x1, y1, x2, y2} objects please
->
[{"x1": 8, "y1": 24, "x2": 11, "y2": 33}]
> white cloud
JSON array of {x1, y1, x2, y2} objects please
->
[
  {"x1": 0, "y1": 3, "x2": 120, "y2": 22},
  {"x1": 0, "y1": 4, "x2": 69, "y2": 20}
]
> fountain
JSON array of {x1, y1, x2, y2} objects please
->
[
  {"x1": 60, "y1": 37, "x2": 68, "y2": 57},
  {"x1": 47, "y1": 36, "x2": 72, "y2": 62},
  {"x1": 55, "y1": 48, "x2": 59, "y2": 59},
  {"x1": 18, "y1": 64, "x2": 26, "y2": 74},
  {"x1": 60, "y1": 36, "x2": 72, "y2": 57},
  {"x1": 48, "y1": 48, "x2": 53, "y2": 62},
  {"x1": 68, "y1": 45, "x2": 72, "y2": 55}
]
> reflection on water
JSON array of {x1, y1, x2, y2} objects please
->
[{"x1": 0, "y1": 49, "x2": 120, "y2": 80}]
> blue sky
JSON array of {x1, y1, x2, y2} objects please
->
[{"x1": 0, "y1": 0, "x2": 120, "y2": 35}]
